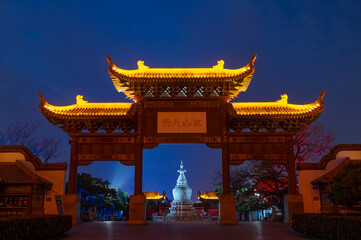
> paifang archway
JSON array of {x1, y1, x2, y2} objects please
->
[{"x1": 38, "y1": 53, "x2": 325, "y2": 224}]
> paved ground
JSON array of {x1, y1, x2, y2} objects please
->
[{"x1": 62, "y1": 221, "x2": 307, "y2": 240}]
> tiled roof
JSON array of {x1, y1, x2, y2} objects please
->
[
  {"x1": 0, "y1": 161, "x2": 52, "y2": 185},
  {"x1": 107, "y1": 54, "x2": 257, "y2": 100},
  {"x1": 38, "y1": 92, "x2": 134, "y2": 120},
  {"x1": 230, "y1": 91, "x2": 325, "y2": 119},
  {"x1": 107, "y1": 54, "x2": 256, "y2": 80},
  {"x1": 0, "y1": 145, "x2": 67, "y2": 171}
]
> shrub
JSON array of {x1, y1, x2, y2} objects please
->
[
  {"x1": 292, "y1": 213, "x2": 361, "y2": 240},
  {"x1": 0, "y1": 215, "x2": 72, "y2": 240}
]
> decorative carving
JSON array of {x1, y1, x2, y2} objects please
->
[
  {"x1": 85, "y1": 121, "x2": 101, "y2": 133},
  {"x1": 61, "y1": 121, "x2": 85, "y2": 133},
  {"x1": 229, "y1": 136, "x2": 287, "y2": 143},
  {"x1": 143, "y1": 136, "x2": 221, "y2": 144},
  {"x1": 230, "y1": 118, "x2": 306, "y2": 132},
  {"x1": 276, "y1": 94, "x2": 288, "y2": 104},
  {"x1": 230, "y1": 153, "x2": 287, "y2": 161},
  {"x1": 213, "y1": 60, "x2": 224, "y2": 70},
  {"x1": 76, "y1": 95, "x2": 88, "y2": 105},
  {"x1": 137, "y1": 60, "x2": 149, "y2": 70},
  {"x1": 78, "y1": 154, "x2": 134, "y2": 161},
  {"x1": 79, "y1": 136, "x2": 135, "y2": 144},
  {"x1": 143, "y1": 100, "x2": 220, "y2": 109}
]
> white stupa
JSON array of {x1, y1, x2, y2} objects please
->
[{"x1": 166, "y1": 161, "x2": 199, "y2": 221}]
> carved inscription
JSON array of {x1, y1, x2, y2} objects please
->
[{"x1": 157, "y1": 112, "x2": 207, "y2": 133}]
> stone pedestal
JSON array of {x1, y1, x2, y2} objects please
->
[
  {"x1": 283, "y1": 194, "x2": 304, "y2": 224},
  {"x1": 61, "y1": 194, "x2": 81, "y2": 225},
  {"x1": 219, "y1": 194, "x2": 237, "y2": 225},
  {"x1": 166, "y1": 201, "x2": 199, "y2": 221},
  {"x1": 128, "y1": 193, "x2": 146, "y2": 225}
]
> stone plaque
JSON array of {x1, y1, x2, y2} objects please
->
[{"x1": 157, "y1": 112, "x2": 207, "y2": 133}]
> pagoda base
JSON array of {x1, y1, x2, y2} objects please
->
[{"x1": 166, "y1": 201, "x2": 200, "y2": 221}]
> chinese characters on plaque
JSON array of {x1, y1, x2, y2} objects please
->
[{"x1": 157, "y1": 112, "x2": 207, "y2": 133}]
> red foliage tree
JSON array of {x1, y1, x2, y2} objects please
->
[{"x1": 294, "y1": 122, "x2": 335, "y2": 163}]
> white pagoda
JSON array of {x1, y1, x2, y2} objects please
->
[{"x1": 166, "y1": 161, "x2": 199, "y2": 221}]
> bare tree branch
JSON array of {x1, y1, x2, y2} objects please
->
[{"x1": 0, "y1": 121, "x2": 64, "y2": 163}]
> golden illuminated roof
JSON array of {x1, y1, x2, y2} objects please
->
[
  {"x1": 144, "y1": 191, "x2": 166, "y2": 200},
  {"x1": 197, "y1": 191, "x2": 219, "y2": 200},
  {"x1": 38, "y1": 92, "x2": 136, "y2": 133},
  {"x1": 230, "y1": 90, "x2": 325, "y2": 119},
  {"x1": 107, "y1": 54, "x2": 257, "y2": 100},
  {"x1": 38, "y1": 92, "x2": 134, "y2": 120}
]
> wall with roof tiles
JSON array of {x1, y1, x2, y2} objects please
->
[
  {"x1": 299, "y1": 151, "x2": 361, "y2": 213},
  {"x1": 0, "y1": 152, "x2": 66, "y2": 215}
]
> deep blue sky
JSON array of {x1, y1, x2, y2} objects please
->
[{"x1": 1, "y1": 0, "x2": 361, "y2": 199}]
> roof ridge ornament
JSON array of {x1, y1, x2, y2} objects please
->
[
  {"x1": 76, "y1": 95, "x2": 88, "y2": 105},
  {"x1": 137, "y1": 60, "x2": 149, "y2": 70},
  {"x1": 213, "y1": 60, "x2": 224, "y2": 70},
  {"x1": 276, "y1": 94, "x2": 288, "y2": 104},
  {"x1": 107, "y1": 53, "x2": 257, "y2": 100}
]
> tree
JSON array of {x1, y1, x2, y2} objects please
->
[
  {"x1": 328, "y1": 163, "x2": 361, "y2": 207},
  {"x1": 294, "y1": 122, "x2": 335, "y2": 163},
  {"x1": 212, "y1": 123, "x2": 334, "y2": 211},
  {"x1": 0, "y1": 121, "x2": 63, "y2": 163},
  {"x1": 76, "y1": 173, "x2": 128, "y2": 213},
  {"x1": 248, "y1": 161, "x2": 288, "y2": 211},
  {"x1": 229, "y1": 161, "x2": 287, "y2": 212},
  {"x1": 116, "y1": 188, "x2": 129, "y2": 211}
]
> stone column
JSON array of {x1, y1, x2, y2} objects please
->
[{"x1": 219, "y1": 139, "x2": 237, "y2": 225}]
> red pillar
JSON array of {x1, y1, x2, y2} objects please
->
[
  {"x1": 219, "y1": 138, "x2": 237, "y2": 224},
  {"x1": 128, "y1": 141, "x2": 146, "y2": 224},
  {"x1": 287, "y1": 142, "x2": 297, "y2": 194},
  {"x1": 222, "y1": 140, "x2": 230, "y2": 194},
  {"x1": 68, "y1": 140, "x2": 78, "y2": 194},
  {"x1": 284, "y1": 137, "x2": 304, "y2": 224},
  {"x1": 134, "y1": 143, "x2": 143, "y2": 194}
]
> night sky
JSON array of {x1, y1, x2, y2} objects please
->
[{"x1": 1, "y1": 1, "x2": 361, "y2": 200}]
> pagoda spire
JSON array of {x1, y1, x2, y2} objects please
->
[{"x1": 176, "y1": 161, "x2": 188, "y2": 188}]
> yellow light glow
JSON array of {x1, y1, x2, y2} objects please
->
[
  {"x1": 41, "y1": 94, "x2": 132, "y2": 115},
  {"x1": 231, "y1": 91, "x2": 325, "y2": 116},
  {"x1": 197, "y1": 191, "x2": 219, "y2": 200},
  {"x1": 107, "y1": 54, "x2": 256, "y2": 79},
  {"x1": 144, "y1": 191, "x2": 165, "y2": 200}
]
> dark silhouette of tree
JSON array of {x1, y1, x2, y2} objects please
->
[
  {"x1": 0, "y1": 121, "x2": 63, "y2": 163},
  {"x1": 328, "y1": 163, "x2": 361, "y2": 207}
]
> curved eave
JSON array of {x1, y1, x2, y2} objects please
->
[
  {"x1": 230, "y1": 90, "x2": 325, "y2": 120},
  {"x1": 107, "y1": 54, "x2": 256, "y2": 98},
  {"x1": 38, "y1": 92, "x2": 134, "y2": 124}
]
